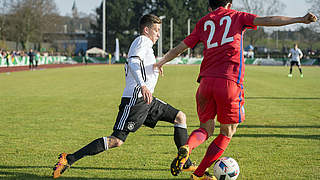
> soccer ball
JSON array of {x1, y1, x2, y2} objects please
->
[{"x1": 213, "y1": 157, "x2": 240, "y2": 180}]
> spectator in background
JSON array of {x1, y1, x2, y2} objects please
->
[
  {"x1": 10, "y1": 51, "x2": 17, "y2": 65},
  {"x1": 5, "y1": 51, "x2": 10, "y2": 68},
  {"x1": 288, "y1": 44, "x2": 303, "y2": 78},
  {"x1": 35, "y1": 51, "x2": 40, "y2": 68},
  {"x1": 80, "y1": 49, "x2": 87, "y2": 64},
  {"x1": 28, "y1": 49, "x2": 35, "y2": 70},
  {"x1": 0, "y1": 50, "x2": 3, "y2": 65}
]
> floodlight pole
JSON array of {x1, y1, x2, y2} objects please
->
[
  {"x1": 276, "y1": 30, "x2": 279, "y2": 49},
  {"x1": 102, "y1": 0, "x2": 106, "y2": 54},
  {"x1": 170, "y1": 18, "x2": 173, "y2": 50},
  {"x1": 187, "y1": 18, "x2": 191, "y2": 57},
  {"x1": 158, "y1": 16, "x2": 166, "y2": 57}
]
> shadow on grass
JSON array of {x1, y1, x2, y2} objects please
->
[
  {"x1": 233, "y1": 133, "x2": 320, "y2": 139},
  {"x1": 149, "y1": 133, "x2": 319, "y2": 140},
  {"x1": 238, "y1": 125, "x2": 320, "y2": 129},
  {"x1": 0, "y1": 166, "x2": 167, "y2": 171},
  {"x1": 0, "y1": 166, "x2": 187, "y2": 180},
  {"x1": 246, "y1": 96, "x2": 320, "y2": 100},
  {"x1": 157, "y1": 125, "x2": 320, "y2": 129}
]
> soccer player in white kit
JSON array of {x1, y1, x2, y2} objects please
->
[
  {"x1": 288, "y1": 44, "x2": 304, "y2": 77},
  {"x1": 52, "y1": 14, "x2": 196, "y2": 179}
]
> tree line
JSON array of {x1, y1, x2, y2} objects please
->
[{"x1": 91, "y1": 0, "x2": 320, "y2": 57}]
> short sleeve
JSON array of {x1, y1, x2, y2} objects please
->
[
  {"x1": 239, "y1": 11, "x2": 258, "y2": 30},
  {"x1": 183, "y1": 23, "x2": 200, "y2": 49}
]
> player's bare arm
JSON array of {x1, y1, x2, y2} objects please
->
[
  {"x1": 253, "y1": 12, "x2": 318, "y2": 26},
  {"x1": 154, "y1": 41, "x2": 189, "y2": 75}
]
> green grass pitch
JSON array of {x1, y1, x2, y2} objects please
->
[{"x1": 0, "y1": 65, "x2": 319, "y2": 179}]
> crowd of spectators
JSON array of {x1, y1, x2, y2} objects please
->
[{"x1": 0, "y1": 49, "x2": 43, "y2": 68}]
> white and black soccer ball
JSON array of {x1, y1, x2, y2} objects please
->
[{"x1": 213, "y1": 157, "x2": 240, "y2": 180}]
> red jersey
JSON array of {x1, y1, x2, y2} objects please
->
[{"x1": 184, "y1": 7, "x2": 257, "y2": 84}]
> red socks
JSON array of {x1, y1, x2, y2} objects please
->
[
  {"x1": 186, "y1": 128, "x2": 208, "y2": 153},
  {"x1": 193, "y1": 134, "x2": 231, "y2": 177}
]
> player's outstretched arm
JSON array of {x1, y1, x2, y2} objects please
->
[
  {"x1": 154, "y1": 41, "x2": 189, "y2": 75},
  {"x1": 253, "y1": 12, "x2": 318, "y2": 27}
]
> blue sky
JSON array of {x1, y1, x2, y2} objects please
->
[
  {"x1": 54, "y1": 0, "x2": 102, "y2": 16},
  {"x1": 54, "y1": 0, "x2": 311, "y2": 17},
  {"x1": 280, "y1": 0, "x2": 311, "y2": 17}
]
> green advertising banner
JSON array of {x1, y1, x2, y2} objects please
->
[
  {"x1": 1, "y1": 56, "x2": 318, "y2": 67},
  {"x1": 160, "y1": 57, "x2": 319, "y2": 66},
  {"x1": 0, "y1": 56, "x2": 68, "y2": 67}
]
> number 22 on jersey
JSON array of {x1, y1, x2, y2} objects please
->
[{"x1": 204, "y1": 16, "x2": 234, "y2": 49}]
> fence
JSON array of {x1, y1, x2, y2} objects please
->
[
  {"x1": 0, "y1": 56, "x2": 68, "y2": 67},
  {"x1": 1, "y1": 56, "x2": 319, "y2": 67},
  {"x1": 162, "y1": 57, "x2": 320, "y2": 66}
]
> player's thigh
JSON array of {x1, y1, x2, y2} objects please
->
[
  {"x1": 290, "y1": 61, "x2": 295, "y2": 67},
  {"x1": 196, "y1": 77, "x2": 217, "y2": 123},
  {"x1": 113, "y1": 97, "x2": 149, "y2": 133},
  {"x1": 144, "y1": 97, "x2": 179, "y2": 128},
  {"x1": 214, "y1": 79, "x2": 245, "y2": 124},
  {"x1": 292, "y1": 61, "x2": 299, "y2": 67}
]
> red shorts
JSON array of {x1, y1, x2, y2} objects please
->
[{"x1": 196, "y1": 77, "x2": 245, "y2": 124}]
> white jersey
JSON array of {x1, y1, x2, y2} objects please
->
[
  {"x1": 289, "y1": 48, "x2": 303, "y2": 62},
  {"x1": 122, "y1": 35, "x2": 159, "y2": 98}
]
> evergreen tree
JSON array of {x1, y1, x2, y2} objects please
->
[
  {"x1": 91, "y1": 0, "x2": 136, "y2": 54},
  {"x1": 91, "y1": 0, "x2": 209, "y2": 56}
]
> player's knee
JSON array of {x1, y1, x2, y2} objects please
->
[
  {"x1": 174, "y1": 111, "x2": 186, "y2": 125},
  {"x1": 203, "y1": 127, "x2": 214, "y2": 137},
  {"x1": 200, "y1": 119, "x2": 216, "y2": 137},
  {"x1": 220, "y1": 124, "x2": 238, "y2": 138},
  {"x1": 224, "y1": 130, "x2": 236, "y2": 138}
]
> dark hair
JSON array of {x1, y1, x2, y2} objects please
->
[
  {"x1": 208, "y1": 0, "x2": 233, "y2": 10},
  {"x1": 139, "y1": 14, "x2": 162, "y2": 34}
]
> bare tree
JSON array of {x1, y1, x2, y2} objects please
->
[
  {"x1": 232, "y1": 0, "x2": 286, "y2": 46},
  {"x1": 10, "y1": 0, "x2": 61, "y2": 50},
  {"x1": 0, "y1": 0, "x2": 13, "y2": 42},
  {"x1": 233, "y1": 0, "x2": 286, "y2": 16},
  {"x1": 306, "y1": 0, "x2": 320, "y2": 32}
]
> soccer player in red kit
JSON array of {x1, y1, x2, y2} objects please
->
[{"x1": 154, "y1": 0, "x2": 317, "y2": 179}]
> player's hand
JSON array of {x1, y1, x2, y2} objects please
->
[
  {"x1": 153, "y1": 63, "x2": 164, "y2": 76},
  {"x1": 303, "y1": 13, "x2": 318, "y2": 24},
  {"x1": 141, "y1": 85, "x2": 152, "y2": 104}
]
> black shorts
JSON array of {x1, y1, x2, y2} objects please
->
[
  {"x1": 111, "y1": 97, "x2": 179, "y2": 142},
  {"x1": 290, "y1": 61, "x2": 300, "y2": 66}
]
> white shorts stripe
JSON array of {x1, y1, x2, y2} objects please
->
[{"x1": 117, "y1": 86, "x2": 140, "y2": 130}]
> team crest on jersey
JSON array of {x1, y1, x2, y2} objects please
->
[{"x1": 127, "y1": 122, "x2": 135, "y2": 131}]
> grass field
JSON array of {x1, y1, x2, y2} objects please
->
[{"x1": 0, "y1": 65, "x2": 319, "y2": 180}]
